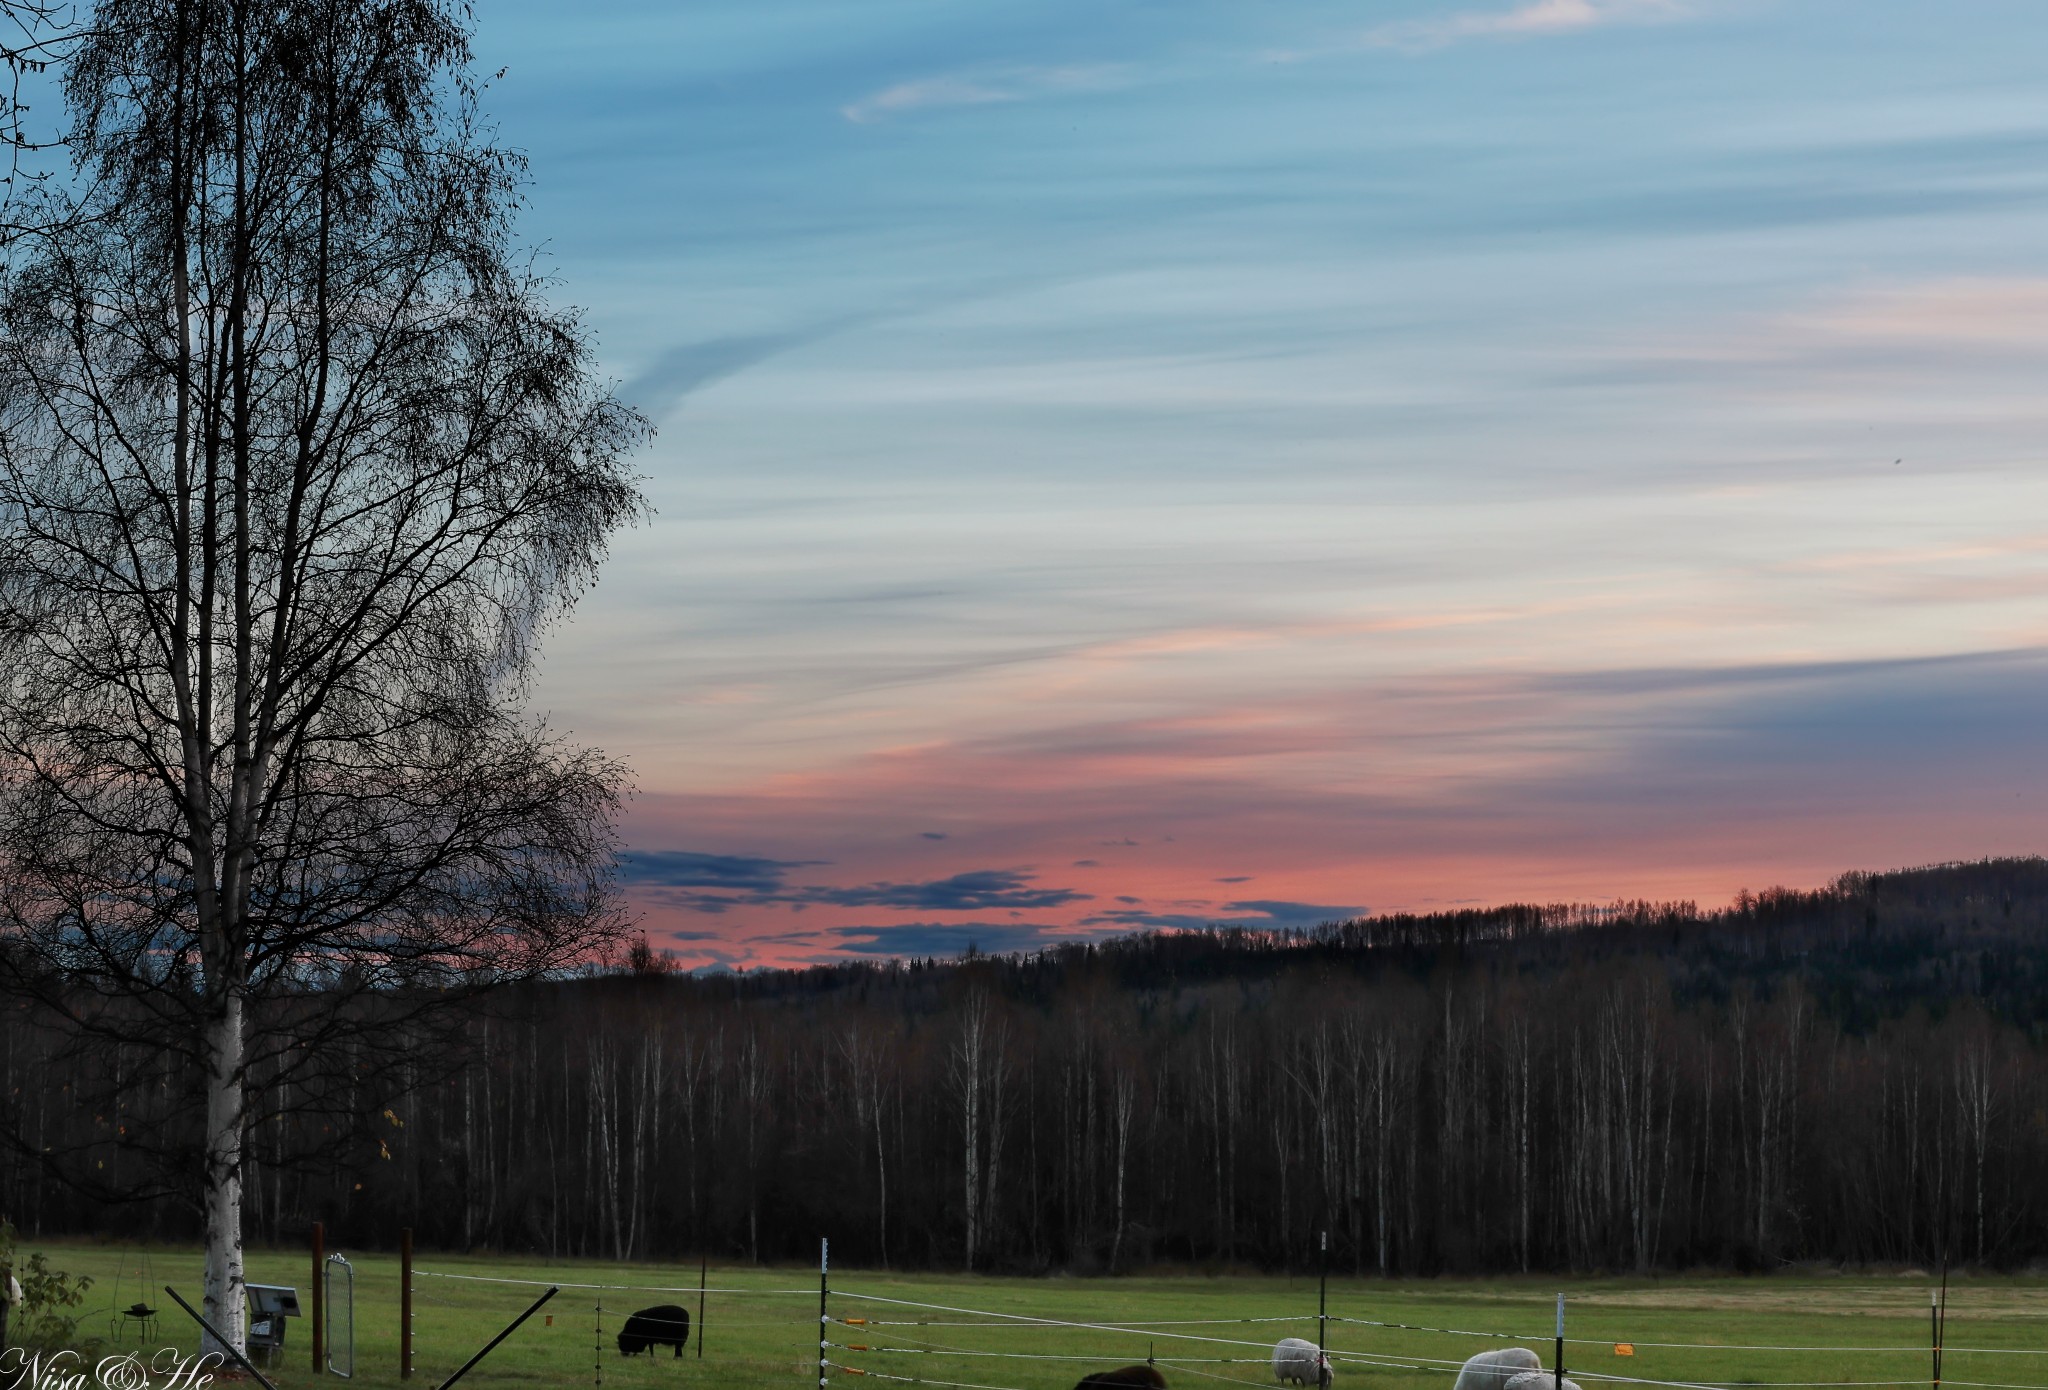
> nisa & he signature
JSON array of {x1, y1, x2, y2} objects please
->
[{"x1": 0, "y1": 1347, "x2": 222, "y2": 1390}]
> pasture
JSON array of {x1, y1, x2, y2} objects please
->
[{"x1": 30, "y1": 1243, "x2": 2048, "y2": 1390}]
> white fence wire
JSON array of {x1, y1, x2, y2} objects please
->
[
  {"x1": 400, "y1": 1260, "x2": 2048, "y2": 1390},
  {"x1": 822, "y1": 1285, "x2": 2048, "y2": 1390}
]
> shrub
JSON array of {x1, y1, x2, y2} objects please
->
[{"x1": 0, "y1": 1222, "x2": 96, "y2": 1353}]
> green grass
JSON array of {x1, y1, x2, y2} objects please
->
[{"x1": 26, "y1": 1242, "x2": 2048, "y2": 1390}]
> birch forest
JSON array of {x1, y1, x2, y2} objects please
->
[{"x1": 8, "y1": 858, "x2": 2048, "y2": 1275}]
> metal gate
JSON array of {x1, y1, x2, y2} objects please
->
[{"x1": 325, "y1": 1253, "x2": 354, "y2": 1378}]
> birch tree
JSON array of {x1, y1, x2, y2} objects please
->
[
  {"x1": 0, "y1": 0, "x2": 645, "y2": 1351},
  {"x1": 950, "y1": 988, "x2": 992, "y2": 1268},
  {"x1": 1106, "y1": 1063, "x2": 1135, "y2": 1270},
  {"x1": 841, "y1": 1024, "x2": 895, "y2": 1266}
]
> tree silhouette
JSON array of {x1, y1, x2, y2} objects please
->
[{"x1": 0, "y1": 0, "x2": 646, "y2": 1351}]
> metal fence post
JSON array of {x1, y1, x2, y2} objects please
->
[{"x1": 818, "y1": 1238, "x2": 831, "y2": 1390}]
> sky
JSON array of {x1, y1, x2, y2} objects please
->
[{"x1": 465, "y1": 0, "x2": 2048, "y2": 969}]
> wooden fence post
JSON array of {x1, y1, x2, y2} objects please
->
[
  {"x1": 401, "y1": 1227, "x2": 414, "y2": 1380},
  {"x1": 312, "y1": 1221, "x2": 325, "y2": 1373}
]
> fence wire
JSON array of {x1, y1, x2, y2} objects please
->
[
  {"x1": 826, "y1": 1284, "x2": 2048, "y2": 1390},
  {"x1": 403, "y1": 1262, "x2": 2048, "y2": 1390},
  {"x1": 413, "y1": 1268, "x2": 813, "y2": 1295}
]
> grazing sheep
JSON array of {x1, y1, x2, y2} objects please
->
[
  {"x1": 1273, "y1": 1338, "x2": 1333, "y2": 1390},
  {"x1": 1502, "y1": 1371, "x2": 1579, "y2": 1390},
  {"x1": 1075, "y1": 1366, "x2": 1168, "y2": 1390},
  {"x1": 617, "y1": 1305, "x2": 692, "y2": 1358},
  {"x1": 1454, "y1": 1348, "x2": 1543, "y2": 1390}
]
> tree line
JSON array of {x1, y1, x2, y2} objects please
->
[{"x1": 10, "y1": 857, "x2": 2048, "y2": 1275}]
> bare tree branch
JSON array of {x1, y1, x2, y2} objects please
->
[{"x1": 0, "y1": 0, "x2": 648, "y2": 1351}]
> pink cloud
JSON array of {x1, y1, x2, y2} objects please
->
[
  {"x1": 621, "y1": 648, "x2": 2048, "y2": 970},
  {"x1": 1365, "y1": 0, "x2": 1686, "y2": 51}
]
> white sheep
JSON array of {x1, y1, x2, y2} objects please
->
[
  {"x1": 1272, "y1": 1338, "x2": 1333, "y2": 1390},
  {"x1": 1503, "y1": 1371, "x2": 1580, "y2": 1390},
  {"x1": 1453, "y1": 1348, "x2": 1543, "y2": 1390}
]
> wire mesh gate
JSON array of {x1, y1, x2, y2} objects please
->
[{"x1": 326, "y1": 1252, "x2": 354, "y2": 1378}]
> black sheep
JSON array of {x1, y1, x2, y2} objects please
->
[
  {"x1": 617, "y1": 1305, "x2": 691, "y2": 1358},
  {"x1": 1076, "y1": 1366, "x2": 1167, "y2": 1390}
]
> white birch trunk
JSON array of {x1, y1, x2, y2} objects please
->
[
  {"x1": 202, "y1": 992, "x2": 247, "y2": 1355},
  {"x1": 874, "y1": 1083, "x2": 890, "y2": 1267},
  {"x1": 1109, "y1": 1067, "x2": 1135, "y2": 1271},
  {"x1": 1370, "y1": 1037, "x2": 1391, "y2": 1274},
  {"x1": 956, "y1": 1006, "x2": 985, "y2": 1269},
  {"x1": 1208, "y1": 1026, "x2": 1225, "y2": 1255},
  {"x1": 1957, "y1": 1048, "x2": 1992, "y2": 1262},
  {"x1": 985, "y1": 1038, "x2": 1006, "y2": 1253}
]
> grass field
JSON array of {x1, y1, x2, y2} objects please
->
[{"x1": 25, "y1": 1242, "x2": 2048, "y2": 1390}]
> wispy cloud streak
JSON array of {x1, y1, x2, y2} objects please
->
[{"x1": 841, "y1": 65, "x2": 1128, "y2": 124}]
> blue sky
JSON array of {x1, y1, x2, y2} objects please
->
[{"x1": 461, "y1": 0, "x2": 2048, "y2": 967}]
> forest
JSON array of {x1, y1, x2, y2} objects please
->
[{"x1": 9, "y1": 857, "x2": 2048, "y2": 1276}]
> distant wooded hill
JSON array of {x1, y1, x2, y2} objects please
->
[{"x1": 12, "y1": 857, "x2": 2048, "y2": 1275}]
